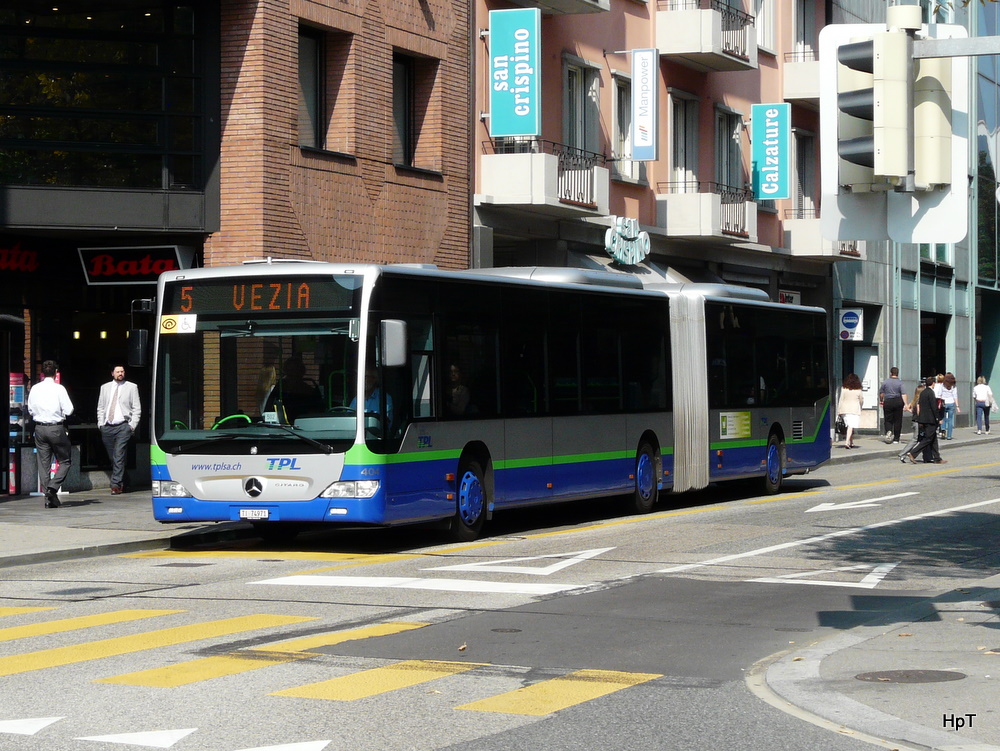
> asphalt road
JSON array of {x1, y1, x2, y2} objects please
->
[{"x1": 1, "y1": 444, "x2": 998, "y2": 750}]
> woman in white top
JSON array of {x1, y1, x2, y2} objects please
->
[
  {"x1": 837, "y1": 373, "x2": 865, "y2": 449},
  {"x1": 973, "y1": 376, "x2": 995, "y2": 435},
  {"x1": 940, "y1": 372, "x2": 959, "y2": 440}
]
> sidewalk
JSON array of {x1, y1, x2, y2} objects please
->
[
  {"x1": 1, "y1": 429, "x2": 999, "y2": 750},
  {"x1": 764, "y1": 426, "x2": 1000, "y2": 750},
  {"x1": 0, "y1": 486, "x2": 245, "y2": 568}
]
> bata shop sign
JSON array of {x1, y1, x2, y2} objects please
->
[{"x1": 79, "y1": 246, "x2": 188, "y2": 285}]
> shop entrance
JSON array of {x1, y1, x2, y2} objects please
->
[{"x1": 920, "y1": 313, "x2": 950, "y2": 378}]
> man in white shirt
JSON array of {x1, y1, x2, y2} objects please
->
[
  {"x1": 97, "y1": 365, "x2": 142, "y2": 494},
  {"x1": 26, "y1": 360, "x2": 75, "y2": 508}
]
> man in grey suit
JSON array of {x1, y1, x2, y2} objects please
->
[{"x1": 97, "y1": 365, "x2": 141, "y2": 494}]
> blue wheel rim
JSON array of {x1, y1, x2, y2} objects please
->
[
  {"x1": 766, "y1": 442, "x2": 780, "y2": 485},
  {"x1": 458, "y1": 470, "x2": 484, "y2": 526},
  {"x1": 637, "y1": 452, "x2": 654, "y2": 500}
]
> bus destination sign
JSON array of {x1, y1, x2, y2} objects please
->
[{"x1": 162, "y1": 277, "x2": 358, "y2": 315}]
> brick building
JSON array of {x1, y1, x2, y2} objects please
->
[{"x1": 0, "y1": 0, "x2": 472, "y2": 493}]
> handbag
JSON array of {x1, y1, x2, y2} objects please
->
[{"x1": 835, "y1": 414, "x2": 847, "y2": 435}]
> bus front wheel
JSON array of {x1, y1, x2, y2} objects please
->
[
  {"x1": 631, "y1": 442, "x2": 659, "y2": 514},
  {"x1": 763, "y1": 433, "x2": 784, "y2": 495},
  {"x1": 452, "y1": 459, "x2": 487, "y2": 541}
]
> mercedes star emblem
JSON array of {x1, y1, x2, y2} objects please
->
[{"x1": 244, "y1": 477, "x2": 264, "y2": 498}]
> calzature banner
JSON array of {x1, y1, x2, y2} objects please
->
[
  {"x1": 631, "y1": 48, "x2": 659, "y2": 161},
  {"x1": 751, "y1": 103, "x2": 791, "y2": 200},
  {"x1": 489, "y1": 8, "x2": 541, "y2": 138}
]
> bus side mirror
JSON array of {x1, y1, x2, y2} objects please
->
[
  {"x1": 128, "y1": 329, "x2": 149, "y2": 367},
  {"x1": 380, "y1": 319, "x2": 407, "y2": 367}
]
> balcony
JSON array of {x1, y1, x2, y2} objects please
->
[
  {"x1": 655, "y1": 181, "x2": 757, "y2": 242},
  {"x1": 655, "y1": 0, "x2": 757, "y2": 73},
  {"x1": 504, "y1": 0, "x2": 610, "y2": 13},
  {"x1": 783, "y1": 210, "x2": 867, "y2": 259},
  {"x1": 477, "y1": 139, "x2": 610, "y2": 217},
  {"x1": 783, "y1": 51, "x2": 819, "y2": 109}
]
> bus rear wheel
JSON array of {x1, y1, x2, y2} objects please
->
[
  {"x1": 763, "y1": 433, "x2": 784, "y2": 495},
  {"x1": 631, "y1": 442, "x2": 659, "y2": 514},
  {"x1": 452, "y1": 459, "x2": 487, "y2": 541}
]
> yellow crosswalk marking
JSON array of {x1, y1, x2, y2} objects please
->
[
  {"x1": 99, "y1": 621, "x2": 430, "y2": 687},
  {"x1": 0, "y1": 610, "x2": 181, "y2": 643},
  {"x1": 97, "y1": 651, "x2": 310, "y2": 687},
  {"x1": 456, "y1": 669, "x2": 661, "y2": 716},
  {"x1": 0, "y1": 614, "x2": 315, "y2": 678},
  {"x1": 272, "y1": 660, "x2": 483, "y2": 701},
  {"x1": 0, "y1": 607, "x2": 56, "y2": 618}
]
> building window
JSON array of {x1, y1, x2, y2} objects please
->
[
  {"x1": 793, "y1": 131, "x2": 816, "y2": 217},
  {"x1": 920, "y1": 243, "x2": 951, "y2": 265},
  {"x1": 670, "y1": 92, "x2": 698, "y2": 189},
  {"x1": 563, "y1": 58, "x2": 600, "y2": 153},
  {"x1": 0, "y1": 1, "x2": 206, "y2": 190},
  {"x1": 755, "y1": 0, "x2": 776, "y2": 54},
  {"x1": 715, "y1": 107, "x2": 744, "y2": 189},
  {"x1": 393, "y1": 52, "x2": 439, "y2": 170},
  {"x1": 613, "y1": 75, "x2": 642, "y2": 181},
  {"x1": 393, "y1": 54, "x2": 415, "y2": 166},
  {"x1": 793, "y1": 0, "x2": 816, "y2": 57},
  {"x1": 298, "y1": 27, "x2": 324, "y2": 150},
  {"x1": 299, "y1": 26, "x2": 353, "y2": 154}
]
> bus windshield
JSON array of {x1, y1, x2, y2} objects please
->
[{"x1": 154, "y1": 274, "x2": 364, "y2": 451}]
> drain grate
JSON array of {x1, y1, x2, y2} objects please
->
[{"x1": 856, "y1": 670, "x2": 966, "y2": 683}]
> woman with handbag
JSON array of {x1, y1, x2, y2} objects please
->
[{"x1": 837, "y1": 373, "x2": 864, "y2": 449}]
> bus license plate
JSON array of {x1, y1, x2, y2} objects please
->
[{"x1": 239, "y1": 508, "x2": 269, "y2": 520}]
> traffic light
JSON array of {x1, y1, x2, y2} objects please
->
[
  {"x1": 913, "y1": 56, "x2": 952, "y2": 190},
  {"x1": 836, "y1": 30, "x2": 912, "y2": 189}
]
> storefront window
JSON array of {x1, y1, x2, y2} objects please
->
[{"x1": 0, "y1": 2, "x2": 205, "y2": 190}]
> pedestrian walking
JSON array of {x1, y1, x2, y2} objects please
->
[
  {"x1": 940, "y1": 372, "x2": 959, "y2": 440},
  {"x1": 972, "y1": 376, "x2": 996, "y2": 435},
  {"x1": 898, "y1": 381, "x2": 925, "y2": 460},
  {"x1": 97, "y1": 364, "x2": 141, "y2": 494},
  {"x1": 25, "y1": 360, "x2": 75, "y2": 508},
  {"x1": 904, "y1": 376, "x2": 946, "y2": 464},
  {"x1": 837, "y1": 373, "x2": 864, "y2": 449},
  {"x1": 878, "y1": 366, "x2": 908, "y2": 444}
]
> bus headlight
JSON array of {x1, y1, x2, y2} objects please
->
[
  {"x1": 321, "y1": 480, "x2": 380, "y2": 499},
  {"x1": 152, "y1": 480, "x2": 192, "y2": 498}
]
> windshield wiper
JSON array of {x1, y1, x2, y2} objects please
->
[
  {"x1": 261, "y1": 422, "x2": 334, "y2": 454},
  {"x1": 168, "y1": 433, "x2": 245, "y2": 454}
]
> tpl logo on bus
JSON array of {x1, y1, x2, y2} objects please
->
[{"x1": 266, "y1": 458, "x2": 302, "y2": 471}]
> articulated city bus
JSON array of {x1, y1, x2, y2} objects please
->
[{"x1": 150, "y1": 260, "x2": 830, "y2": 540}]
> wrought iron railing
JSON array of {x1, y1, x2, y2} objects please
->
[
  {"x1": 484, "y1": 138, "x2": 607, "y2": 208},
  {"x1": 783, "y1": 49, "x2": 817, "y2": 63},
  {"x1": 783, "y1": 207, "x2": 819, "y2": 220},
  {"x1": 658, "y1": 0, "x2": 754, "y2": 60},
  {"x1": 659, "y1": 180, "x2": 753, "y2": 236}
]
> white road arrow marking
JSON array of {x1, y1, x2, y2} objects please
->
[
  {"x1": 805, "y1": 492, "x2": 916, "y2": 513},
  {"x1": 660, "y1": 498, "x2": 1000, "y2": 574},
  {"x1": 77, "y1": 728, "x2": 197, "y2": 748},
  {"x1": 423, "y1": 547, "x2": 616, "y2": 575},
  {"x1": 0, "y1": 717, "x2": 63, "y2": 736},
  {"x1": 750, "y1": 562, "x2": 902, "y2": 589},
  {"x1": 234, "y1": 742, "x2": 332, "y2": 751}
]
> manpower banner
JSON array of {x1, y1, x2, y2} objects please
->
[
  {"x1": 489, "y1": 8, "x2": 541, "y2": 138},
  {"x1": 751, "y1": 103, "x2": 790, "y2": 200},
  {"x1": 631, "y1": 48, "x2": 659, "y2": 161}
]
